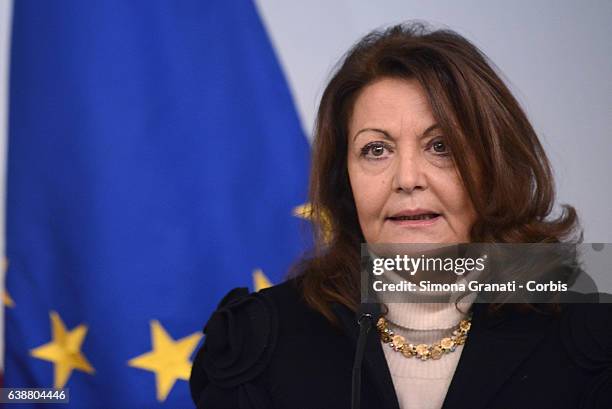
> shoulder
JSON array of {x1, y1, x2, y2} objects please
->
[
  {"x1": 189, "y1": 278, "x2": 324, "y2": 408},
  {"x1": 559, "y1": 302, "x2": 612, "y2": 407},
  {"x1": 560, "y1": 302, "x2": 612, "y2": 370}
]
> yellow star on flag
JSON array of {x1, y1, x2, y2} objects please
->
[
  {"x1": 293, "y1": 202, "x2": 333, "y2": 242},
  {"x1": 128, "y1": 320, "x2": 203, "y2": 402},
  {"x1": 253, "y1": 268, "x2": 272, "y2": 291},
  {"x1": 292, "y1": 203, "x2": 313, "y2": 219},
  {"x1": 3, "y1": 258, "x2": 14, "y2": 307},
  {"x1": 3, "y1": 290, "x2": 14, "y2": 307},
  {"x1": 30, "y1": 311, "x2": 95, "y2": 388}
]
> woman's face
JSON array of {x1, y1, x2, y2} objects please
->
[{"x1": 347, "y1": 77, "x2": 476, "y2": 244}]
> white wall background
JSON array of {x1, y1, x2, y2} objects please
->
[
  {"x1": 0, "y1": 0, "x2": 12, "y2": 370},
  {"x1": 0, "y1": 0, "x2": 610, "y2": 369}
]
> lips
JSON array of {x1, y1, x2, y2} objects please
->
[
  {"x1": 387, "y1": 209, "x2": 441, "y2": 221},
  {"x1": 389, "y1": 213, "x2": 439, "y2": 221}
]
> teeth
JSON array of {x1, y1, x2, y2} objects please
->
[{"x1": 396, "y1": 214, "x2": 437, "y2": 220}]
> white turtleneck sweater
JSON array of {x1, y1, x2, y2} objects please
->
[{"x1": 377, "y1": 269, "x2": 476, "y2": 409}]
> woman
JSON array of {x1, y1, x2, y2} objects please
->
[{"x1": 189, "y1": 23, "x2": 612, "y2": 409}]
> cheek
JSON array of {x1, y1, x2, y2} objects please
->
[
  {"x1": 348, "y1": 162, "x2": 390, "y2": 222},
  {"x1": 439, "y1": 175, "x2": 477, "y2": 227}
]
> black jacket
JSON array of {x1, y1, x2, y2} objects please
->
[{"x1": 190, "y1": 278, "x2": 612, "y2": 409}]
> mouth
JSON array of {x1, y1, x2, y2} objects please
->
[
  {"x1": 386, "y1": 212, "x2": 441, "y2": 226},
  {"x1": 387, "y1": 213, "x2": 440, "y2": 221}
]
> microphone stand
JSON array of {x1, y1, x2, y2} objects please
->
[{"x1": 351, "y1": 304, "x2": 378, "y2": 409}]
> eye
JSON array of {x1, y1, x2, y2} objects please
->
[
  {"x1": 428, "y1": 138, "x2": 450, "y2": 156},
  {"x1": 360, "y1": 141, "x2": 394, "y2": 160}
]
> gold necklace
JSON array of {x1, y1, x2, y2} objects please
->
[{"x1": 377, "y1": 315, "x2": 472, "y2": 361}]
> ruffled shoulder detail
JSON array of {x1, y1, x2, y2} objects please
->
[
  {"x1": 189, "y1": 287, "x2": 278, "y2": 408},
  {"x1": 200, "y1": 287, "x2": 278, "y2": 387},
  {"x1": 560, "y1": 303, "x2": 612, "y2": 371}
]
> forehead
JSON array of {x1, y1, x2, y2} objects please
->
[{"x1": 349, "y1": 77, "x2": 435, "y2": 135}]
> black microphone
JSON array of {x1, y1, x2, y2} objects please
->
[{"x1": 351, "y1": 302, "x2": 380, "y2": 409}]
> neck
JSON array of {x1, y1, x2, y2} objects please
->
[{"x1": 379, "y1": 268, "x2": 475, "y2": 330}]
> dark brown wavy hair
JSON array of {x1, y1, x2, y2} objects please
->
[{"x1": 291, "y1": 22, "x2": 580, "y2": 323}]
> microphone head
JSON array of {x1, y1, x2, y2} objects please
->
[{"x1": 356, "y1": 301, "x2": 381, "y2": 324}]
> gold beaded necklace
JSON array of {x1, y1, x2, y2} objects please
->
[{"x1": 377, "y1": 315, "x2": 472, "y2": 361}]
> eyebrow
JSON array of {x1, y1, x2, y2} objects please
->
[{"x1": 352, "y1": 123, "x2": 441, "y2": 142}]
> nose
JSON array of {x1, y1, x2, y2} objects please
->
[{"x1": 391, "y1": 148, "x2": 427, "y2": 194}]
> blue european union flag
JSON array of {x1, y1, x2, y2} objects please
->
[{"x1": 4, "y1": 1, "x2": 309, "y2": 407}]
